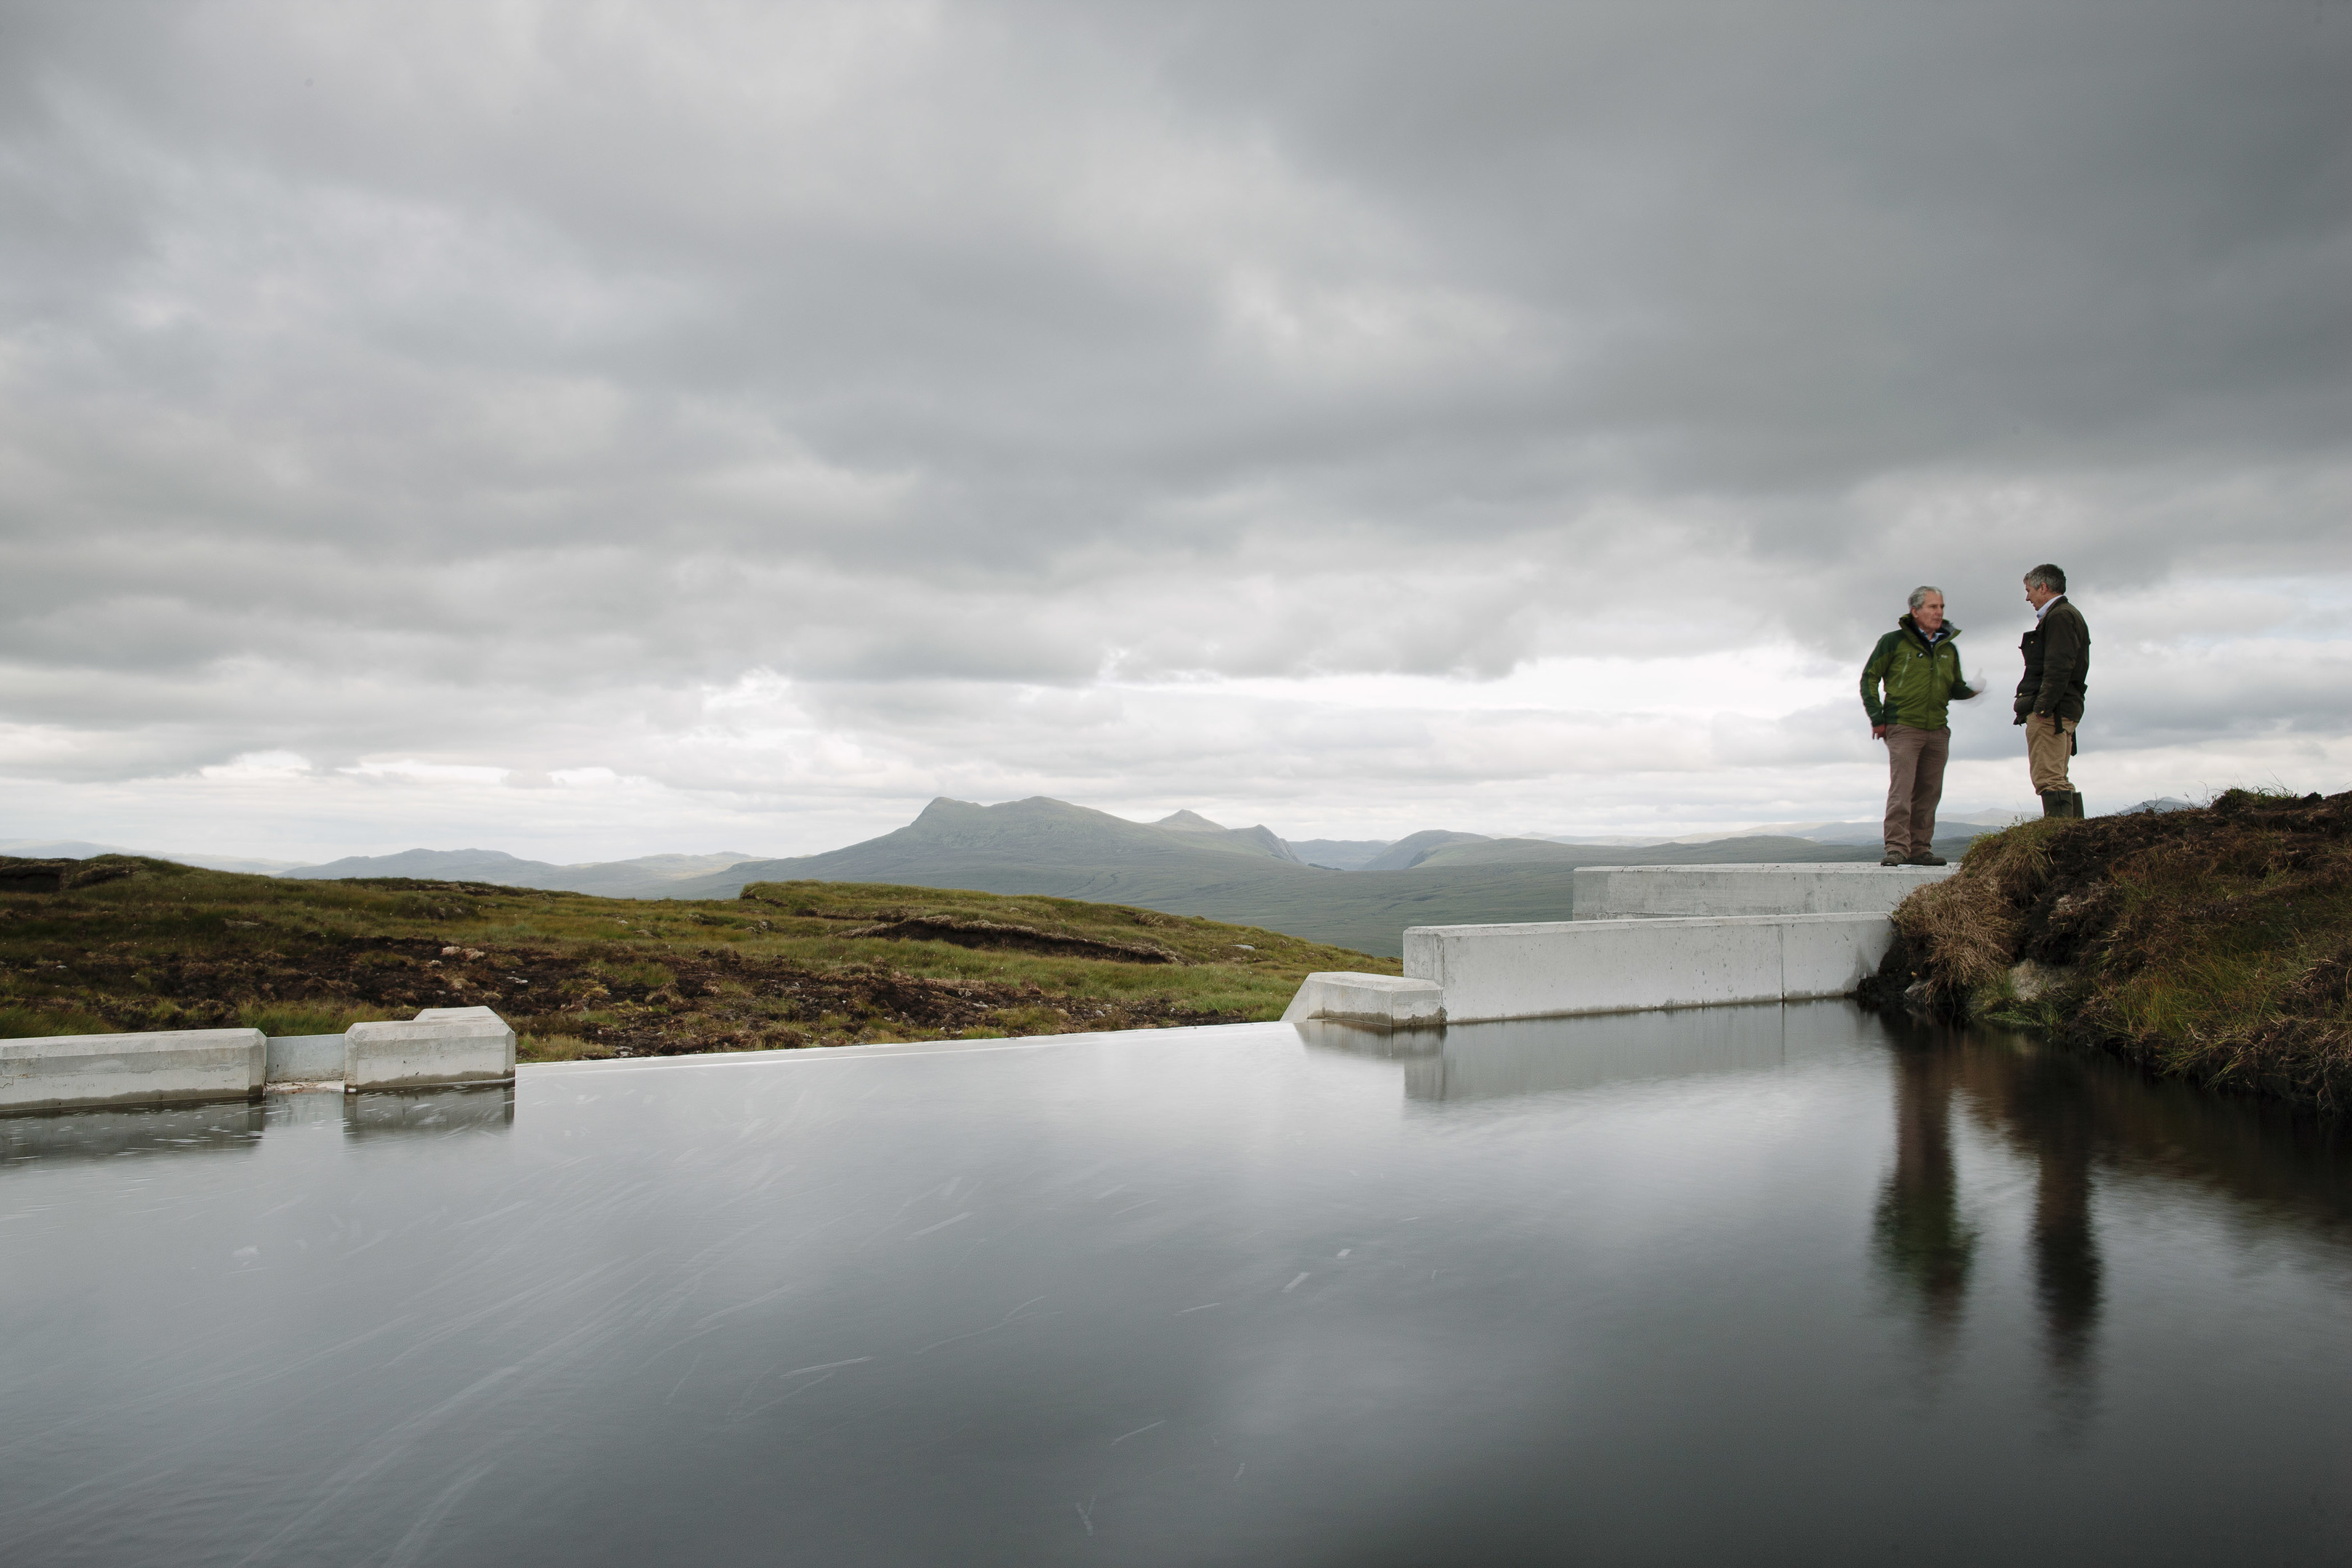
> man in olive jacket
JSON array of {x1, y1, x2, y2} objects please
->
[
  {"x1": 2014, "y1": 563, "x2": 2089, "y2": 817},
  {"x1": 1861, "y1": 586, "x2": 1979, "y2": 867}
]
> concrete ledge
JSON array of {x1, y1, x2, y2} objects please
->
[
  {"x1": 1281, "y1": 972, "x2": 1446, "y2": 1028},
  {"x1": 344, "y1": 1007, "x2": 516, "y2": 1092},
  {"x1": 0, "y1": 1028, "x2": 267, "y2": 1113},
  {"x1": 1405, "y1": 914, "x2": 1894, "y2": 1024},
  {"x1": 1572, "y1": 863, "x2": 1954, "y2": 920}
]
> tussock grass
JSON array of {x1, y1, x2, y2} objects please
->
[{"x1": 1875, "y1": 788, "x2": 2352, "y2": 1110}]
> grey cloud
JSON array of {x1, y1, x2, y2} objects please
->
[{"x1": 0, "y1": 0, "x2": 2346, "y2": 829}]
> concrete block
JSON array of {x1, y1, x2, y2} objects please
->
[
  {"x1": 343, "y1": 1008, "x2": 516, "y2": 1092},
  {"x1": 0, "y1": 1028, "x2": 267, "y2": 1113},
  {"x1": 264, "y1": 1033, "x2": 346, "y2": 1084},
  {"x1": 1572, "y1": 863, "x2": 1953, "y2": 920},
  {"x1": 1281, "y1": 972, "x2": 1446, "y2": 1028},
  {"x1": 1404, "y1": 914, "x2": 1894, "y2": 1024},
  {"x1": 1778, "y1": 915, "x2": 1899, "y2": 1000}
]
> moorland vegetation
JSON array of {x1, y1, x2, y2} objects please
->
[
  {"x1": 0, "y1": 857, "x2": 1393, "y2": 1062},
  {"x1": 1866, "y1": 788, "x2": 2352, "y2": 1110}
]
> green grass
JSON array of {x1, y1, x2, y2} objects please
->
[{"x1": 0, "y1": 857, "x2": 1397, "y2": 1061}]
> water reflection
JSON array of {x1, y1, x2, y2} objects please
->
[
  {"x1": 1876, "y1": 1019, "x2": 2111, "y2": 1387},
  {"x1": 2009, "y1": 1043, "x2": 2103, "y2": 1383},
  {"x1": 1300, "y1": 1005, "x2": 1791, "y2": 1102},
  {"x1": 343, "y1": 1084, "x2": 516, "y2": 1140},
  {"x1": 1874, "y1": 1032, "x2": 1978, "y2": 1342},
  {"x1": 0, "y1": 1099, "x2": 268, "y2": 1166}
]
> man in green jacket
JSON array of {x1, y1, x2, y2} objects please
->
[
  {"x1": 1861, "y1": 586, "x2": 1980, "y2": 867},
  {"x1": 2014, "y1": 563, "x2": 2090, "y2": 817}
]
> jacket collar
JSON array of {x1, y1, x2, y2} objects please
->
[{"x1": 1899, "y1": 613, "x2": 1959, "y2": 645}]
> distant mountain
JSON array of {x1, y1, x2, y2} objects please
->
[
  {"x1": 1360, "y1": 830, "x2": 1492, "y2": 871},
  {"x1": 280, "y1": 848, "x2": 756, "y2": 899},
  {"x1": 1147, "y1": 809, "x2": 1302, "y2": 862},
  {"x1": 663, "y1": 796, "x2": 1975, "y2": 957},
  {"x1": 669, "y1": 798, "x2": 1298, "y2": 896},
  {"x1": 1286, "y1": 838, "x2": 1395, "y2": 871}
]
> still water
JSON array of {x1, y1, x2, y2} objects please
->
[{"x1": 4, "y1": 1004, "x2": 2350, "y2": 1565}]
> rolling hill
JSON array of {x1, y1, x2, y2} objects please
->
[
  {"x1": 281, "y1": 848, "x2": 755, "y2": 899},
  {"x1": 665, "y1": 796, "x2": 1967, "y2": 956}
]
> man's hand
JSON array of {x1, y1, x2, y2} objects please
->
[{"x1": 1871, "y1": 724, "x2": 1889, "y2": 740}]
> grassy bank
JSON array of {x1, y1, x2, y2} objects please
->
[
  {"x1": 0, "y1": 858, "x2": 1395, "y2": 1062},
  {"x1": 1866, "y1": 788, "x2": 2352, "y2": 1110}
]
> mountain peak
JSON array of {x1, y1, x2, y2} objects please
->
[{"x1": 1153, "y1": 810, "x2": 1229, "y2": 832}]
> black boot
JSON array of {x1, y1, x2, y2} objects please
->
[
  {"x1": 2069, "y1": 791, "x2": 2085, "y2": 818},
  {"x1": 2042, "y1": 789, "x2": 2070, "y2": 818}
]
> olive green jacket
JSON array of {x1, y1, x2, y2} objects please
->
[{"x1": 1861, "y1": 616, "x2": 1976, "y2": 731}]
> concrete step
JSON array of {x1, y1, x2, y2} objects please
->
[
  {"x1": 1404, "y1": 912, "x2": 1895, "y2": 1024},
  {"x1": 1572, "y1": 862, "x2": 1953, "y2": 920},
  {"x1": 1281, "y1": 973, "x2": 1446, "y2": 1028}
]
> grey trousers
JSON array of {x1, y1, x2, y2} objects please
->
[{"x1": 1882, "y1": 724, "x2": 1951, "y2": 859}]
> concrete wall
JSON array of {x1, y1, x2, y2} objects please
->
[
  {"x1": 1404, "y1": 913, "x2": 1893, "y2": 1024},
  {"x1": 1572, "y1": 863, "x2": 1953, "y2": 920},
  {"x1": 346, "y1": 1008, "x2": 516, "y2": 1091},
  {"x1": 1280, "y1": 973, "x2": 1445, "y2": 1029},
  {"x1": 264, "y1": 1033, "x2": 346, "y2": 1084},
  {"x1": 0, "y1": 1028, "x2": 268, "y2": 1113}
]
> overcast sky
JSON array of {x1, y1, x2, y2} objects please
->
[{"x1": 3, "y1": 0, "x2": 2348, "y2": 862}]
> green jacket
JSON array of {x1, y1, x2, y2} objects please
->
[{"x1": 1861, "y1": 616, "x2": 1975, "y2": 731}]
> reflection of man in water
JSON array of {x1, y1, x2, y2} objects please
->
[
  {"x1": 2006, "y1": 1049, "x2": 2102, "y2": 1380},
  {"x1": 1874, "y1": 1035, "x2": 1976, "y2": 1336},
  {"x1": 1875, "y1": 1027, "x2": 2104, "y2": 1384}
]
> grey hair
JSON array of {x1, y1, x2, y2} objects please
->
[
  {"x1": 1907, "y1": 585, "x2": 1943, "y2": 611},
  {"x1": 2024, "y1": 563, "x2": 2067, "y2": 595}
]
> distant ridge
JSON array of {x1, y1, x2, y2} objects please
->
[
  {"x1": 24, "y1": 796, "x2": 2001, "y2": 955},
  {"x1": 281, "y1": 847, "x2": 755, "y2": 899},
  {"x1": 662, "y1": 796, "x2": 1967, "y2": 955},
  {"x1": 1361, "y1": 829, "x2": 1491, "y2": 870}
]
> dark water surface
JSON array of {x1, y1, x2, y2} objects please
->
[{"x1": 4, "y1": 1004, "x2": 2351, "y2": 1565}]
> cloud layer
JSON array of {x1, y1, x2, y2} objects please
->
[{"x1": 3, "y1": 0, "x2": 2348, "y2": 858}]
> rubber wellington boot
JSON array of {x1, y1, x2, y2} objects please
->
[
  {"x1": 2041, "y1": 790, "x2": 2070, "y2": 818},
  {"x1": 2069, "y1": 791, "x2": 2085, "y2": 818}
]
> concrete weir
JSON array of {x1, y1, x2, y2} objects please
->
[
  {"x1": 1572, "y1": 862, "x2": 1953, "y2": 920},
  {"x1": 345, "y1": 1005, "x2": 517, "y2": 1092},
  {"x1": 2, "y1": 1006, "x2": 518, "y2": 1114},
  {"x1": 1286, "y1": 863, "x2": 1919, "y2": 1028},
  {"x1": 1405, "y1": 912, "x2": 1895, "y2": 1024},
  {"x1": 1, "y1": 1027, "x2": 269, "y2": 1113},
  {"x1": 1281, "y1": 973, "x2": 1446, "y2": 1029}
]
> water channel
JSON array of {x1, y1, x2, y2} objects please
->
[{"x1": 4, "y1": 1003, "x2": 2349, "y2": 1564}]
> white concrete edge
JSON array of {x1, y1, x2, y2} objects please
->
[
  {"x1": 524, "y1": 1021, "x2": 1290, "y2": 1079},
  {"x1": 1406, "y1": 911, "x2": 1896, "y2": 937}
]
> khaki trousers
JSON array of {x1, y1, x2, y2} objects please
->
[
  {"x1": 2025, "y1": 713, "x2": 2078, "y2": 793},
  {"x1": 1882, "y1": 724, "x2": 1950, "y2": 859}
]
